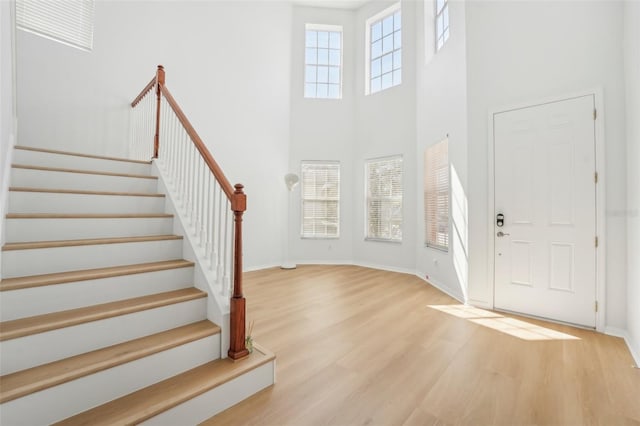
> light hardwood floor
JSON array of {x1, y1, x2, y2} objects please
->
[{"x1": 203, "y1": 265, "x2": 640, "y2": 426}]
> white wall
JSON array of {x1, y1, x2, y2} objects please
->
[
  {"x1": 353, "y1": 0, "x2": 417, "y2": 272},
  {"x1": 288, "y1": 6, "x2": 356, "y2": 265},
  {"x1": 464, "y1": 1, "x2": 628, "y2": 330},
  {"x1": 624, "y1": 0, "x2": 640, "y2": 364},
  {"x1": 16, "y1": 0, "x2": 292, "y2": 270},
  {"x1": 1, "y1": 0, "x2": 17, "y2": 266},
  {"x1": 415, "y1": 0, "x2": 468, "y2": 301}
]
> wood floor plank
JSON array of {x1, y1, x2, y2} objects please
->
[
  {"x1": 55, "y1": 344, "x2": 275, "y2": 426},
  {"x1": 0, "y1": 259, "x2": 194, "y2": 291},
  {"x1": 6, "y1": 213, "x2": 173, "y2": 219},
  {"x1": 0, "y1": 288, "x2": 206, "y2": 341},
  {"x1": 9, "y1": 187, "x2": 164, "y2": 197},
  {"x1": 0, "y1": 320, "x2": 220, "y2": 403},
  {"x1": 11, "y1": 164, "x2": 158, "y2": 180},
  {"x1": 2, "y1": 234, "x2": 182, "y2": 251},
  {"x1": 14, "y1": 146, "x2": 151, "y2": 164},
  {"x1": 200, "y1": 265, "x2": 640, "y2": 426}
]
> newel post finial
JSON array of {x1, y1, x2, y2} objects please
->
[
  {"x1": 153, "y1": 65, "x2": 165, "y2": 159},
  {"x1": 156, "y1": 65, "x2": 165, "y2": 86}
]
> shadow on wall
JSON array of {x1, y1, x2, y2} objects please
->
[{"x1": 451, "y1": 165, "x2": 469, "y2": 301}]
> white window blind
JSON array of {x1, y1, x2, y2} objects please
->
[
  {"x1": 365, "y1": 155, "x2": 403, "y2": 242},
  {"x1": 301, "y1": 162, "x2": 340, "y2": 238},
  {"x1": 424, "y1": 139, "x2": 449, "y2": 250},
  {"x1": 16, "y1": 0, "x2": 95, "y2": 51}
]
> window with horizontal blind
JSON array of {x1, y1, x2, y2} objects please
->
[
  {"x1": 16, "y1": 0, "x2": 95, "y2": 51},
  {"x1": 365, "y1": 155, "x2": 403, "y2": 242},
  {"x1": 301, "y1": 162, "x2": 340, "y2": 238},
  {"x1": 424, "y1": 139, "x2": 449, "y2": 250}
]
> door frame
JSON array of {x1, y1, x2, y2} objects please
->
[{"x1": 486, "y1": 89, "x2": 606, "y2": 331}]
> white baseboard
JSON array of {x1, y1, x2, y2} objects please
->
[
  {"x1": 243, "y1": 263, "x2": 281, "y2": 272},
  {"x1": 416, "y1": 274, "x2": 464, "y2": 304},
  {"x1": 604, "y1": 326, "x2": 640, "y2": 368},
  {"x1": 352, "y1": 261, "x2": 417, "y2": 276}
]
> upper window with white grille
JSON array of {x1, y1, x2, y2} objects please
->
[
  {"x1": 366, "y1": 3, "x2": 401, "y2": 95},
  {"x1": 301, "y1": 162, "x2": 340, "y2": 238},
  {"x1": 424, "y1": 139, "x2": 449, "y2": 250},
  {"x1": 435, "y1": 0, "x2": 450, "y2": 51},
  {"x1": 365, "y1": 156, "x2": 403, "y2": 242},
  {"x1": 305, "y1": 24, "x2": 342, "y2": 99},
  {"x1": 16, "y1": 0, "x2": 94, "y2": 51}
]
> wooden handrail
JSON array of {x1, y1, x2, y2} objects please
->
[
  {"x1": 131, "y1": 77, "x2": 155, "y2": 108},
  {"x1": 159, "y1": 85, "x2": 235, "y2": 201},
  {"x1": 130, "y1": 65, "x2": 248, "y2": 360}
]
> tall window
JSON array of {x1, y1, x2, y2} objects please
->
[
  {"x1": 424, "y1": 139, "x2": 449, "y2": 250},
  {"x1": 16, "y1": 0, "x2": 94, "y2": 51},
  {"x1": 435, "y1": 0, "x2": 450, "y2": 51},
  {"x1": 305, "y1": 24, "x2": 343, "y2": 99},
  {"x1": 301, "y1": 162, "x2": 340, "y2": 238},
  {"x1": 365, "y1": 156, "x2": 403, "y2": 242},
  {"x1": 366, "y1": 3, "x2": 401, "y2": 95}
]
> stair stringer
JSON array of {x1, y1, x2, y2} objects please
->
[
  {"x1": 151, "y1": 161, "x2": 231, "y2": 359},
  {"x1": 0, "y1": 136, "x2": 17, "y2": 278}
]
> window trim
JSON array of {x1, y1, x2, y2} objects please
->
[
  {"x1": 364, "y1": 2, "x2": 401, "y2": 96},
  {"x1": 304, "y1": 23, "x2": 343, "y2": 100},
  {"x1": 424, "y1": 139, "x2": 450, "y2": 251},
  {"x1": 364, "y1": 154, "x2": 403, "y2": 243},
  {"x1": 300, "y1": 160, "x2": 341, "y2": 239}
]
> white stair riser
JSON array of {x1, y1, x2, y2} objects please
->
[
  {"x1": 0, "y1": 267, "x2": 194, "y2": 321},
  {"x1": 10, "y1": 168, "x2": 158, "y2": 193},
  {"x1": 143, "y1": 360, "x2": 276, "y2": 426},
  {"x1": 5, "y1": 217, "x2": 174, "y2": 243},
  {"x1": 8, "y1": 191, "x2": 165, "y2": 214},
  {"x1": 0, "y1": 335, "x2": 220, "y2": 426},
  {"x1": 0, "y1": 298, "x2": 207, "y2": 375},
  {"x1": 13, "y1": 149, "x2": 151, "y2": 175},
  {"x1": 2, "y1": 239, "x2": 183, "y2": 278}
]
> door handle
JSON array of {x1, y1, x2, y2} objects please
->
[{"x1": 497, "y1": 231, "x2": 510, "y2": 237}]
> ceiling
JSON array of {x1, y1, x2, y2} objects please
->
[{"x1": 288, "y1": 0, "x2": 372, "y2": 10}]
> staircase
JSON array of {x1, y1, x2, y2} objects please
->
[{"x1": 0, "y1": 146, "x2": 275, "y2": 425}]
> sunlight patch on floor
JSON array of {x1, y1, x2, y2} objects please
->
[{"x1": 427, "y1": 304, "x2": 580, "y2": 341}]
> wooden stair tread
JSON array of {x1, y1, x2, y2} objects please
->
[
  {"x1": 15, "y1": 146, "x2": 151, "y2": 165},
  {"x1": 0, "y1": 321, "x2": 220, "y2": 404},
  {"x1": 2, "y1": 234, "x2": 182, "y2": 251},
  {"x1": 9, "y1": 187, "x2": 165, "y2": 197},
  {"x1": 12, "y1": 164, "x2": 158, "y2": 180},
  {"x1": 55, "y1": 344, "x2": 275, "y2": 426},
  {"x1": 0, "y1": 259, "x2": 194, "y2": 292},
  {"x1": 6, "y1": 213, "x2": 173, "y2": 219},
  {"x1": 0, "y1": 288, "x2": 206, "y2": 341}
]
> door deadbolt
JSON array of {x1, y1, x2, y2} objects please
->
[{"x1": 496, "y1": 213, "x2": 505, "y2": 227}]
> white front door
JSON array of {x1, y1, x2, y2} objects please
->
[{"x1": 493, "y1": 95, "x2": 597, "y2": 328}]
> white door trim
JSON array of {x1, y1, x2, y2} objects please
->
[{"x1": 486, "y1": 89, "x2": 606, "y2": 332}]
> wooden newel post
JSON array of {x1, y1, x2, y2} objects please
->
[
  {"x1": 228, "y1": 183, "x2": 249, "y2": 360},
  {"x1": 153, "y1": 65, "x2": 165, "y2": 159}
]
